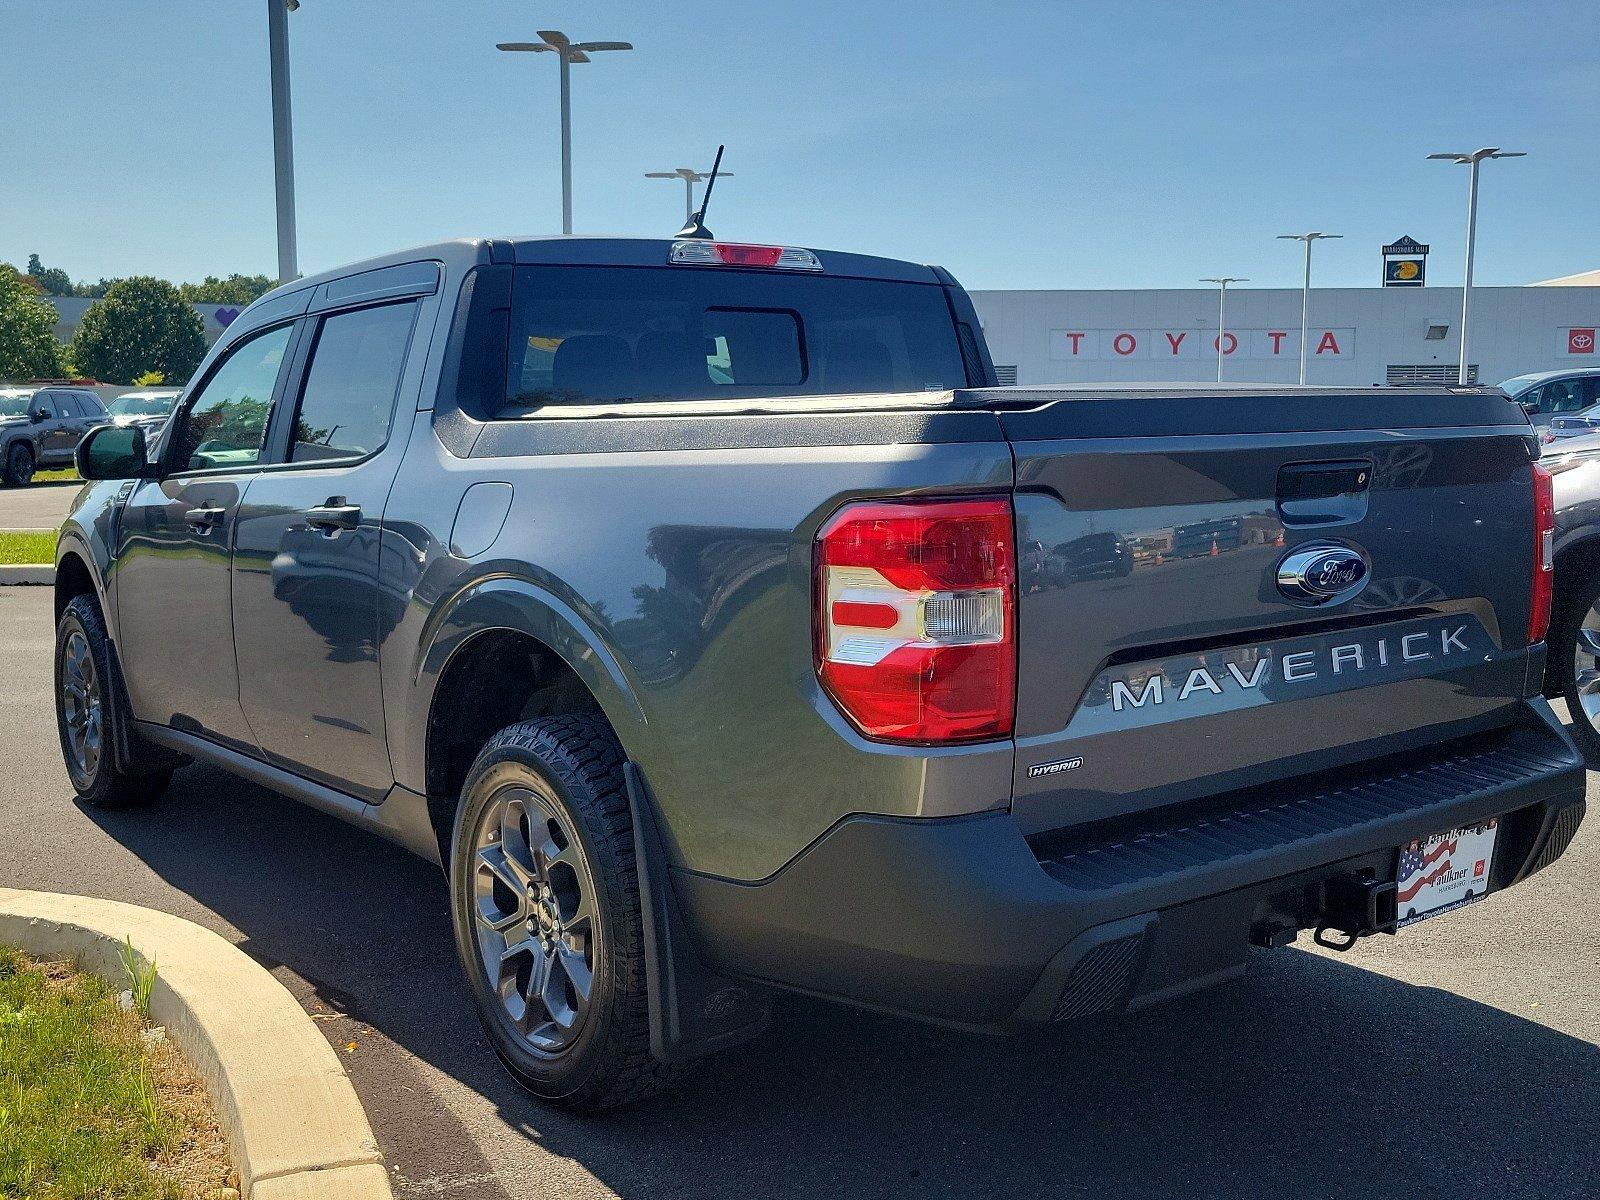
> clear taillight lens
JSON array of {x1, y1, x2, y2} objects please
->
[
  {"x1": 814, "y1": 497, "x2": 1016, "y2": 744},
  {"x1": 1529, "y1": 463, "x2": 1554, "y2": 645}
]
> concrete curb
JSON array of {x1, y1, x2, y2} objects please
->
[
  {"x1": 0, "y1": 564, "x2": 53, "y2": 585},
  {"x1": 0, "y1": 889, "x2": 392, "y2": 1200}
]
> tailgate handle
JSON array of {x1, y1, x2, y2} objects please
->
[{"x1": 1277, "y1": 460, "x2": 1371, "y2": 526}]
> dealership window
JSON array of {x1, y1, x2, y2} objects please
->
[{"x1": 1385, "y1": 364, "x2": 1478, "y2": 386}]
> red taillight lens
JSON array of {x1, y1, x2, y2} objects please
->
[
  {"x1": 1529, "y1": 463, "x2": 1555, "y2": 645},
  {"x1": 713, "y1": 242, "x2": 783, "y2": 268},
  {"x1": 814, "y1": 497, "x2": 1016, "y2": 744}
]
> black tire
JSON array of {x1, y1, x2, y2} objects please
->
[
  {"x1": 449, "y1": 715, "x2": 691, "y2": 1110},
  {"x1": 55, "y1": 594, "x2": 173, "y2": 809},
  {"x1": 1555, "y1": 564, "x2": 1600, "y2": 761},
  {"x1": 3, "y1": 442, "x2": 35, "y2": 487}
]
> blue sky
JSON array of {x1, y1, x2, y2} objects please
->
[{"x1": 5, "y1": 1, "x2": 1594, "y2": 291}]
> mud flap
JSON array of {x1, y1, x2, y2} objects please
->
[{"x1": 624, "y1": 762, "x2": 772, "y2": 1064}]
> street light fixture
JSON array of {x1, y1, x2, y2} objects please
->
[
  {"x1": 267, "y1": 0, "x2": 299, "y2": 282},
  {"x1": 1428, "y1": 147, "x2": 1526, "y2": 385},
  {"x1": 497, "y1": 30, "x2": 633, "y2": 235},
  {"x1": 1200, "y1": 277, "x2": 1248, "y2": 383},
  {"x1": 645, "y1": 166, "x2": 735, "y2": 226},
  {"x1": 1276, "y1": 232, "x2": 1342, "y2": 385}
]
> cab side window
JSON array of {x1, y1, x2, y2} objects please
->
[
  {"x1": 288, "y1": 302, "x2": 416, "y2": 464},
  {"x1": 32, "y1": 393, "x2": 56, "y2": 419},
  {"x1": 1547, "y1": 380, "x2": 1584, "y2": 414},
  {"x1": 171, "y1": 325, "x2": 293, "y2": 472}
]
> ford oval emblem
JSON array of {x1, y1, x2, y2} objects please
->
[{"x1": 1276, "y1": 543, "x2": 1369, "y2": 605}]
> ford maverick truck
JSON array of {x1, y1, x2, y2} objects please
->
[{"x1": 54, "y1": 235, "x2": 1587, "y2": 1109}]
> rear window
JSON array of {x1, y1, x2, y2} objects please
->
[{"x1": 501, "y1": 265, "x2": 967, "y2": 413}]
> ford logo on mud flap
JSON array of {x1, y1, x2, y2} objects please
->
[{"x1": 1276, "y1": 543, "x2": 1369, "y2": 605}]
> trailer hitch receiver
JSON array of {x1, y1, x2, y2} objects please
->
[{"x1": 1313, "y1": 873, "x2": 1399, "y2": 951}]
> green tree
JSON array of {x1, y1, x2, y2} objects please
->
[
  {"x1": 70, "y1": 276, "x2": 206, "y2": 386},
  {"x1": 25, "y1": 253, "x2": 74, "y2": 297},
  {"x1": 0, "y1": 263, "x2": 66, "y2": 380},
  {"x1": 178, "y1": 274, "x2": 276, "y2": 305}
]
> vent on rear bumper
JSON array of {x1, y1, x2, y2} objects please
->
[
  {"x1": 1035, "y1": 737, "x2": 1575, "y2": 893},
  {"x1": 1051, "y1": 931, "x2": 1148, "y2": 1022}
]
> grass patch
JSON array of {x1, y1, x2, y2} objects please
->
[
  {"x1": 33, "y1": 467, "x2": 81, "y2": 484},
  {"x1": 0, "y1": 531, "x2": 55, "y2": 565},
  {"x1": 0, "y1": 945, "x2": 234, "y2": 1200}
]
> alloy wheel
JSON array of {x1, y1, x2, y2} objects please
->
[
  {"x1": 60, "y1": 629, "x2": 102, "y2": 782},
  {"x1": 470, "y1": 783, "x2": 599, "y2": 1056},
  {"x1": 1573, "y1": 605, "x2": 1600, "y2": 732}
]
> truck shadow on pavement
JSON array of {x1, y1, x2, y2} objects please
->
[{"x1": 81, "y1": 764, "x2": 1599, "y2": 1200}]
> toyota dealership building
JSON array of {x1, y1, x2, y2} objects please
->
[{"x1": 970, "y1": 277, "x2": 1600, "y2": 390}]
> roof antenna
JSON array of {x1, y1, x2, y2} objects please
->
[{"x1": 676, "y1": 144, "x2": 724, "y2": 240}]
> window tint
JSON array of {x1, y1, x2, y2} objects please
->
[
  {"x1": 289, "y1": 302, "x2": 415, "y2": 463},
  {"x1": 79, "y1": 393, "x2": 108, "y2": 417},
  {"x1": 172, "y1": 324, "x2": 292, "y2": 472},
  {"x1": 502, "y1": 265, "x2": 965, "y2": 412},
  {"x1": 32, "y1": 394, "x2": 56, "y2": 418}
]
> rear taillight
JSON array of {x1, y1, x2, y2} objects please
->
[
  {"x1": 814, "y1": 497, "x2": 1016, "y2": 744},
  {"x1": 1530, "y1": 463, "x2": 1555, "y2": 645}
]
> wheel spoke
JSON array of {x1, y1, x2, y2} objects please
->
[
  {"x1": 554, "y1": 945, "x2": 592, "y2": 1013},
  {"x1": 1578, "y1": 668, "x2": 1600, "y2": 697},
  {"x1": 1580, "y1": 627, "x2": 1600, "y2": 659},
  {"x1": 477, "y1": 844, "x2": 523, "y2": 896},
  {"x1": 519, "y1": 945, "x2": 554, "y2": 1035}
]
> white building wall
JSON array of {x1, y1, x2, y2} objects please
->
[{"x1": 971, "y1": 285, "x2": 1600, "y2": 388}]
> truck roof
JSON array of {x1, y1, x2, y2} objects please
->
[{"x1": 264, "y1": 235, "x2": 944, "y2": 307}]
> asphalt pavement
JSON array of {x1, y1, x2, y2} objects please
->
[
  {"x1": 0, "y1": 478, "x2": 82, "y2": 531},
  {"x1": 1, "y1": 584, "x2": 1595, "y2": 1199}
]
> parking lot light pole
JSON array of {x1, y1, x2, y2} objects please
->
[
  {"x1": 1276, "y1": 233, "x2": 1342, "y2": 385},
  {"x1": 267, "y1": 0, "x2": 300, "y2": 283},
  {"x1": 1428, "y1": 148, "x2": 1526, "y2": 385},
  {"x1": 497, "y1": 31, "x2": 633, "y2": 235},
  {"x1": 645, "y1": 167, "x2": 734, "y2": 225},
  {"x1": 1201, "y1": 278, "x2": 1247, "y2": 383}
]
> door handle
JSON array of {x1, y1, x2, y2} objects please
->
[
  {"x1": 306, "y1": 502, "x2": 362, "y2": 532},
  {"x1": 184, "y1": 504, "x2": 224, "y2": 531}
]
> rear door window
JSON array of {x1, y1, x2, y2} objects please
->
[
  {"x1": 501, "y1": 265, "x2": 965, "y2": 412},
  {"x1": 287, "y1": 301, "x2": 416, "y2": 464}
]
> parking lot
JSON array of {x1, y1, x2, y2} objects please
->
[
  {"x1": 1, "y1": 582, "x2": 1596, "y2": 1199},
  {"x1": 0, "y1": 479, "x2": 81, "y2": 531}
]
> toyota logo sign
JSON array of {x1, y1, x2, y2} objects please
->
[{"x1": 1571, "y1": 328, "x2": 1596, "y2": 355}]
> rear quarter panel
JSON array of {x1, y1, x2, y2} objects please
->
[{"x1": 383, "y1": 409, "x2": 1017, "y2": 882}]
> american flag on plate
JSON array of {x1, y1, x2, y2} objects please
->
[{"x1": 1396, "y1": 819, "x2": 1498, "y2": 928}]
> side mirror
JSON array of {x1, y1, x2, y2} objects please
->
[
  {"x1": 76, "y1": 424, "x2": 152, "y2": 481},
  {"x1": 1522, "y1": 400, "x2": 1540, "y2": 414},
  {"x1": 30, "y1": 409, "x2": 47, "y2": 423}
]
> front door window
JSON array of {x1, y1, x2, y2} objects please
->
[{"x1": 171, "y1": 325, "x2": 292, "y2": 472}]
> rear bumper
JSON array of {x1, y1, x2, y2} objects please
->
[{"x1": 675, "y1": 700, "x2": 1587, "y2": 1029}]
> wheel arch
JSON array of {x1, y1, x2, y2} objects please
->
[
  {"x1": 1546, "y1": 527, "x2": 1600, "y2": 694},
  {"x1": 413, "y1": 576, "x2": 647, "y2": 859},
  {"x1": 53, "y1": 533, "x2": 109, "y2": 630}
]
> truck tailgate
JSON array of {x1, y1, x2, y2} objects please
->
[{"x1": 993, "y1": 387, "x2": 1543, "y2": 837}]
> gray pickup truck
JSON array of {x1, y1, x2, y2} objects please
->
[{"x1": 55, "y1": 235, "x2": 1587, "y2": 1110}]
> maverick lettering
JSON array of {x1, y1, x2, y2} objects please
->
[{"x1": 1109, "y1": 624, "x2": 1473, "y2": 712}]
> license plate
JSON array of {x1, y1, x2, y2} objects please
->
[{"x1": 1396, "y1": 819, "x2": 1498, "y2": 928}]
